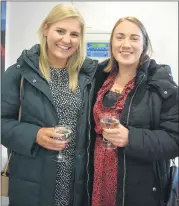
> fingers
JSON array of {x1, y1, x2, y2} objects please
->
[
  {"x1": 36, "y1": 128, "x2": 68, "y2": 151},
  {"x1": 102, "y1": 123, "x2": 124, "y2": 137},
  {"x1": 42, "y1": 136, "x2": 67, "y2": 150},
  {"x1": 110, "y1": 138, "x2": 125, "y2": 147},
  {"x1": 103, "y1": 135, "x2": 126, "y2": 147},
  {"x1": 102, "y1": 124, "x2": 129, "y2": 147},
  {"x1": 103, "y1": 129, "x2": 120, "y2": 139},
  {"x1": 46, "y1": 128, "x2": 64, "y2": 139}
]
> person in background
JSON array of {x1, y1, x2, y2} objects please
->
[
  {"x1": 90, "y1": 16, "x2": 179, "y2": 206},
  {"x1": 1, "y1": 4, "x2": 98, "y2": 206}
]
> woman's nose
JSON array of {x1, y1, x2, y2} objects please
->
[
  {"x1": 122, "y1": 39, "x2": 131, "y2": 48},
  {"x1": 61, "y1": 34, "x2": 71, "y2": 44}
]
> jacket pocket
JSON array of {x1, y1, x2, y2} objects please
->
[
  {"x1": 9, "y1": 176, "x2": 39, "y2": 206},
  {"x1": 9, "y1": 152, "x2": 43, "y2": 183}
]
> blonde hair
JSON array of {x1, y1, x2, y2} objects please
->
[
  {"x1": 105, "y1": 16, "x2": 153, "y2": 73},
  {"x1": 38, "y1": 3, "x2": 85, "y2": 91}
]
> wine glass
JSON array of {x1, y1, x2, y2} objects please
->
[
  {"x1": 52, "y1": 125, "x2": 72, "y2": 162},
  {"x1": 100, "y1": 113, "x2": 119, "y2": 150}
]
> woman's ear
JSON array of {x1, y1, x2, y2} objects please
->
[{"x1": 43, "y1": 23, "x2": 48, "y2": 37}]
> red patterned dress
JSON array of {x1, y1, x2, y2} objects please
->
[{"x1": 92, "y1": 72, "x2": 135, "y2": 206}]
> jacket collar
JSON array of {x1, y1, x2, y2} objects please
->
[
  {"x1": 17, "y1": 44, "x2": 98, "y2": 82},
  {"x1": 80, "y1": 57, "x2": 98, "y2": 82},
  {"x1": 97, "y1": 58, "x2": 177, "y2": 99}
]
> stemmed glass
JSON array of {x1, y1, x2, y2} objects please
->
[
  {"x1": 100, "y1": 113, "x2": 119, "y2": 150},
  {"x1": 52, "y1": 125, "x2": 72, "y2": 162}
]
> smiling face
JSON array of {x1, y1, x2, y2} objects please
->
[
  {"x1": 44, "y1": 17, "x2": 81, "y2": 67},
  {"x1": 112, "y1": 20, "x2": 144, "y2": 68}
]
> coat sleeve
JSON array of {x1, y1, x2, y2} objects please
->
[
  {"x1": 1, "y1": 65, "x2": 41, "y2": 157},
  {"x1": 125, "y1": 91, "x2": 179, "y2": 161}
]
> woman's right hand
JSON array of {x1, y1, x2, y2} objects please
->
[{"x1": 36, "y1": 128, "x2": 66, "y2": 151}]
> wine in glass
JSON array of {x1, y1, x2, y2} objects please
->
[
  {"x1": 52, "y1": 125, "x2": 72, "y2": 162},
  {"x1": 100, "y1": 114, "x2": 119, "y2": 149}
]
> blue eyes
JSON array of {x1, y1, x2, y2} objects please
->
[{"x1": 56, "y1": 30, "x2": 64, "y2": 34}]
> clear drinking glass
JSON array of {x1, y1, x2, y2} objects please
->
[
  {"x1": 52, "y1": 125, "x2": 72, "y2": 162},
  {"x1": 100, "y1": 113, "x2": 119, "y2": 150}
]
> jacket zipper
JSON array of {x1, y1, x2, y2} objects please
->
[
  {"x1": 72, "y1": 98, "x2": 84, "y2": 206},
  {"x1": 86, "y1": 80, "x2": 96, "y2": 206},
  {"x1": 72, "y1": 81, "x2": 94, "y2": 206},
  {"x1": 122, "y1": 74, "x2": 146, "y2": 206}
]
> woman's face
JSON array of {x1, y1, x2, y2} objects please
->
[
  {"x1": 112, "y1": 20, "x2": 144, "y2": 68},
  {"x1": 44, "y1": 17, "x2": 81, "y2": 67}
]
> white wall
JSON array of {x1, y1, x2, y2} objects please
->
[{"x1": 3, "y1": 1, "x2": 178, "y2": 166}]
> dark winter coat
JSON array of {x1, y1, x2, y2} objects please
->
[
  {"x1": 1, "y1": 44, "x2": 98, "y2": 206},
  {"x1": 89, "y1": 59, "x2": 179, "y2": 206}
]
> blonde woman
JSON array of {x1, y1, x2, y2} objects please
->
[{"x1": 1, "y1": 4, "x2": 98, "y2": 206}]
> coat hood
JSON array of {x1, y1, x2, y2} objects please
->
[{"x1": 141, "y1": 59, "x2": 178, "y2": 99}]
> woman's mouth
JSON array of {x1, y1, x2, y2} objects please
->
[
  {"x1": 57, "y1": 44, "x2": 71, "y2": 51},
  {"x1": 120, "y1": 51, "x2": 132, "y2": 55}
]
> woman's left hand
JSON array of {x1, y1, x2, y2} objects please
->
[{"x1": 102, "y1": 123, "x2": 129, "y2": 147}]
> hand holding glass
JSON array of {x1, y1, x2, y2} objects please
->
[
  {"x1": 100, "y1": 114, "x2": 119, "y2": 149},
  {"x1": 52, "y1": 125, "x2": 72, "y2": 162}
]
